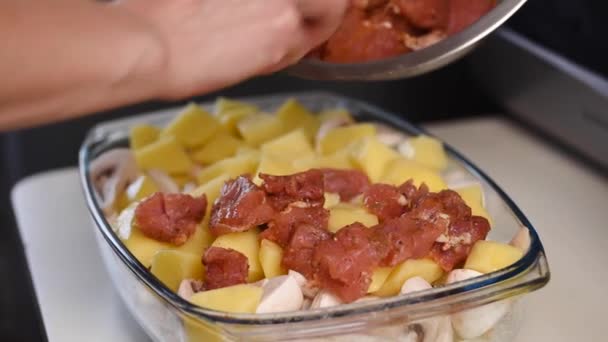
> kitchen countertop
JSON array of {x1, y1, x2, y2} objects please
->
[
  {"x1": 11, "y1": 117, "x2": 607, "y2": 341},
  {"x1": 428, "y1": 118, "x2": 607, "y2": 341}
]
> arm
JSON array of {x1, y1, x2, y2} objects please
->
[{"x1": 0, "y1": 0, "x2": 348, "y2": 131}]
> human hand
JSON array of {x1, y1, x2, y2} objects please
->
[{"x1": 121, "y1": 0, "x2": 349, "y2": 100}]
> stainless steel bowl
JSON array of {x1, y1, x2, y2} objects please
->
[{"x1": 287, "y1": 0, "x2": 528, "y2": 80}]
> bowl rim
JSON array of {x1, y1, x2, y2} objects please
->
[
  {"x1": 78, "y1": 91, "x2": 550, "y2": 326},
  {"x1": 286, "y1": 0, "x2": 528, "y2": 80}
]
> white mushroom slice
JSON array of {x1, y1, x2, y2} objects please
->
[
  {"x1": 375, "y1": 123, "x2": 409, "y2": 147},
  {"x1": 301, "y1": 298, "x2": 312, "y2": 310},
  {"x1": 446, "y1": 269, "x2": 482, "y2": 284},
  {"x1": 288, "y1": 270, "x2": 307, "y2": 287},
  {"x1": 353, "y1": 296, "x2": 380, "y2": 304},
  {"x1": 400, "y1": 329, "x2": 423, "y2": 342},
  {"x1": 447, "y1": 269, "x2": 510, "y2": 339},
  {"x1": 182, "y1": 182, "x2": 197, "y2": 194},
  {"x1": 315, "y1": 116, "x2": 353, "y2": 149},
  {"x1": 177, "y1": 279, "x2": 204, "y2": 300},
  {"x1": 400, "y1": 276, "x2": 432, "y2": 294},
  {"x1": 442, "y1": 170, "x2": 470, "y2": 187},
  {"x1": 253, "y1": 278, "x2": 269, "y2": 288},
  {"x1": 115, "y1": 202, "x2": 138, "y2": 240},
  {"x1": 288, "y1": 270, "x2": 319, "y2": 298},
  {"x1": 106, "y1": 212, "x2": 119, "y2": 229},
  {"x1": 256, "y1": 275, "x2": 303, "y2": 314},
  {"x1": 432, "y1": 316, "x2": 454, "y2": 342},
  {"x1": 310, "y1": 290, "x2": 342, "y2": 309},
  {"x1": 302, "y1": 284, "x2": 320, "y2": 299},
  {"x1": 125, "y1": 175, "x2": 146, "y2": 200},
  {"x1": 398, "y1": 140, "x2": 415, "y2": 159},
  {"x1": 189, "y1": 165, "x2": 203, "y2": 180},
  {"x1": 401, "y1": 278, "x2": 454, "y2": 342},
  {"x1": 510, "y1": 227, "x2": 531, "y2": 252},
  {"x1": 147, "y1": 169, "x2": 180, "y2": 194},
  {"x1": 90, "y1": 148, "x2": 140, "y2": 215}
]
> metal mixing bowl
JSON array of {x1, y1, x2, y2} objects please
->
[{"x1": 286, "y1": 0, "x2": 528, "y2": 80}]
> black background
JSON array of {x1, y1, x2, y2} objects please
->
[{"x1": 1, "y1": 0, "x2": 605, "y2": 339}]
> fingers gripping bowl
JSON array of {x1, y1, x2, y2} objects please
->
[{"x1": 80, "y1": 93, "x2": 549, "y2": 341}]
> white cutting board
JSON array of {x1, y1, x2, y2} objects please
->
[
  {"x1": 11, "y1": 167, "x2": 150, "y2": 342},
  {"x1": 12, "y1": 117, "x2": 608, "y2": 341}
]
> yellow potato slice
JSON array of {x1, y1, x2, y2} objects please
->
[
  {"x1": 368, "y1": 267, "x2": 393, "y2": 293},
  {"x1": 318, "y1": 123, "x2": 377, "y2": 155},
  {"x1": 150, "y1": 250, "x2": 204, "y2": 291},
  {"x1": 259, "y1": 239, "x2": 287, "y2": 279},
  {"x1": 190, "y1": 132, "x2": 245, "y2": 165},
  {"x1": 373, "y1": 259, "x2": 444, "y2": 297},
  {"x1": 113, "y1": 191, "x2": 131, "y2": 213},
  {"x1": 292, "y1": 152, "x2": 354, "y2": 172},
  {"x1": 254, "y1": 153, "x2": 298, "y2": 185},
  {"x1": 350, "y1": 137, "x2": 400, "y2": 182},
  {"x1": 161, "y1": 103, "x2": 220, "y2": 148},
  {"x1": 464, "y1": 240, "x2": 524, "y2": 274},
  {"x1": 237, "y1": 113, "x2": 290, "y2": 147},
  {"x1": 408, "y1": 135, "x2": 448, "y2": 170},
  {"x1": 123, "y1": 227, "x2": 172, "y2": 268},
  {"x1": 129, "y1": 124, "x2": 160, "y2": 150},
  {"x1": 190, "y1": 174, "x2": 231, "y2": 211},
  {"x1": 215, "y1": 98, "x2": 259, "y2": 136},
  {"x1": 196, "y1": 154, "x2": 259, "y2": 185},
  {"x1": 323, "y1": 193, "x2": 341, "y2": 209},
  {"x1": 275, "y1": 99, "x2": 320, "y2": 140},
  {"x1": 126, "y1": 174, "x2": 158, "y2": 201},
  {"x1": 184, "y1": 317, "x2": 224, "y2": 342},
  {"x1": 178, "y1": 215, "x2": 215, "y2": 256},
  {"x1": 455, "y1": 184, "x2": 493, "y2": 225},
  {"x1": 328, "y1": 204, "x2": 379, "y2": 233},
  {"x1": 134, "y1": 136, "x2": 193, "y2": 175},
  {"x1": 381, "y1": 158, "x2": 447, "y2": 192},
  {"x1": 215, "y1": 97, "x2": 259, "y2": 115},
  {"x1": 260, "y1": 129, "x2": 315, "y2": 160},
  {"x1": 171, "y1": 174, "x2": 194, "y2": 188},
  {"x1": 318, "y1": 109, "x2": 354, "y2": 123},
  {"x1": 211, "y1": 228, "x2": 264, "y2": 282},
  {"x1": 189, "y1": 284, "x2": 263, "y2": 314}
]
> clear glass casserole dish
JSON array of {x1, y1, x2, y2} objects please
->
[{"x1": 79, "y1": 92, "x2": 550, "y2": 342}]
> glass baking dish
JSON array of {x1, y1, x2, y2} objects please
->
[{"x1": 79, "y1": 92, "x2": 550, "y2": 341}]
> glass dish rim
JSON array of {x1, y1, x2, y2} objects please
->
[{"x1": 78, "y1": 91, "x2": 549, "y2": 326}]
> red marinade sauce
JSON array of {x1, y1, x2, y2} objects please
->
[
  {"x1": 202, "y1": 167, "x2": 491, "y2": 300},
  {"x1": 314, "y1": 0, "x2": 496, "y2": 62},
  {"x1": 322, "y1": 168, "x2": 371, "y2": 201},
  {"x1": 260, "y1": 170, "x2": 325, "y2": 211},
  {"x1": 134, "y1": 192, "x2": 207, "y2": 245},
  {"x1": 373, "y1": 215, "x2": 446, "y2": 267},
  {"x1": 322, "y1": 6, "x2": 411, "y2": 63},
  {"x1": 282, "y1": 224, "x2": 332, "y2": 279},
  {"x1": 209, "y1": 176, "x2": 275, "y2": 236},
  {"x1": 313, "y1": 223, "x2": 383, "y2": 302},
  {"x1": 408, "y1": 189, "x2": 490, "y2": 271},
  {"x1": 430, "y1": 215, "x2": 491, "y2": 271},
  {"x1": 260, "y1": 206, "x2": 330, "y2": 248},
  {"x1": 202, "y1": 247, "x2": 249, "y2": 290},
  {"x1": 363, "y1": 183, "x2": 406, "y2": 222},
  {"x1": 447, "y1": 0, "x2": 496, "y2": 35}
]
